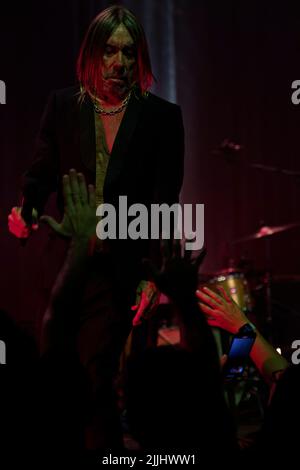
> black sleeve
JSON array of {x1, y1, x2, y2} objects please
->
[
  {"x1": 154, "y1": 104, "x2": 185, "y2": 205},
  {"x1": 22, "y1": 92, "x2": 59, "y2": 221},
  {"x1": 147, "y1": 104, "x2": 185, "y2": 268}
]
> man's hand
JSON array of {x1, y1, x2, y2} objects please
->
[
  {"x1": 131, "y1": 280, "x2": 160, "y2": 326},
  {"x1": 40, "y1": 169, "x2": 96, "y2": 240},
  {"x1": 8, "y1": 207, "x2": 38, "y2": 239},
  {"x1": 196, "y1": 285, "x2": 248, "y2": 334}
]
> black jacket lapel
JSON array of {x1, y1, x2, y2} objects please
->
[
  {"x1": 79, "y1": 95, "x2": 96, "y2": 172},
  {"x1": 104, "y1": 90, "x2": 144, "y2": 194},
  {"x1": 79, "y1": 89, "x2": 144, "y2": 190}
]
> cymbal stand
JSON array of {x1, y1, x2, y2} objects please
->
[{"x1": 264, "y1": 236, "x2": 273, "y2": 344}]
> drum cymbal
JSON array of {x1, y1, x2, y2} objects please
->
[{"x1": 233, "y1": 223, "x2": 300, "y2": 244}]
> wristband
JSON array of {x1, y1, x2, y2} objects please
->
[{"x1": 238, "y1": 322, "x2": 256, "y2": 335}]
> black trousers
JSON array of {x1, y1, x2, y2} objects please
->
[{"x1": 77, "y1": 251, "x2": 134, "y2": 450}]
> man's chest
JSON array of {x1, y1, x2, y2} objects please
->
[{"x1": 99, "y1": 111, "x2": 125, "y2": 154}]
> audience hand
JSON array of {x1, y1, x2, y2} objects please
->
[
  {"x1": 143, "y1": 239, "x2": 206, "y2": 305},
  {"x1": 196, "y1": 285, "x2": 248, "y2": 334},
  {"x1": 131, "y1": 280, "x2": 160, "y2": 326},
  {"x1": 40, "y1": 169, "x2": 96, "y2": 241}
]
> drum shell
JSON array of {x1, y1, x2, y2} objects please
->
[{"x1": 207, "y1": 272, "x2": 253, "y2": 313}]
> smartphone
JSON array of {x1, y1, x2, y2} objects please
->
[{"x1": 223, "y1": 327, "x2": 256, "y2": 381}]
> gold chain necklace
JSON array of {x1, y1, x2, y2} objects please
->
[{"x1": 94, "y1": 91, "x2": 131, "y2": 116}]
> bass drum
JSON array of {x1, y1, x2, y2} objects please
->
[
  {"x1": 201, "y1": 269, "x2": 253, "y2": 358},
  {"x1": 207, "y1": 268, "x2": 253, "y2": 313}
]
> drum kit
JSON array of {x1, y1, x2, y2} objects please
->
[{"x1": 199, "y1": 222, "x2": 300, "y2": 345}]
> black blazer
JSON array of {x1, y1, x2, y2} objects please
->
[{"x1": 22, "y1": 85, "x2": 184, "y2": 287}]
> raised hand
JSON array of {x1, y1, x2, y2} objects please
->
[
  {"x1": 196, "y1": 285, "x2": 248, "y2": 334},
  {"x1": 131, "y1": 280, "x2": 160, "y2": 326},
  {"x1": 40, "y1": 169, "x2": 96, "y2": 240},
  {"x1": 143, "y1": 239, "x2": 206, "y2": 305}
]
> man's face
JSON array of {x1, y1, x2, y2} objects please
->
[{"x1": 100, "y1": 23, "x2": 137, "y2": 100}]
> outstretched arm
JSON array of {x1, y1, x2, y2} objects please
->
[
  {"x1": 196, "y1": 286, "x2": 289, "y2": 385},
  {"x1": 142, "y1": 241, "x2": 218, "y2": 357},
  {"x1": 40, "y1": 169, "x2": 96, "y2": 355}
]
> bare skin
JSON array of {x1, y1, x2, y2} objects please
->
[
  {"x1": 97, "y1": 23, "x2": 137, "y2": 106},
  {"x1": 96, "y1": 24, "x2": 137, "y2": 153},
  {"x1": 196, "y1": 286, "x2": 289, "y2": 386}
]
